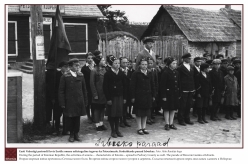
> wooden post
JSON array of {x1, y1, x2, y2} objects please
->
[
  {"x1": 30, "y1": 5, "x2": 46, "y2": 129},
  {"x1": 104, "y1": 26, "x2": 108, "y2": 56}
]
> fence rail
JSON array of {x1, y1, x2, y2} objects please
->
[{"x1": 98, "y1": 36, "x2": 188, "y2": 62}]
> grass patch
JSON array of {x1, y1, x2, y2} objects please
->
[{"x1": 23, "y1": 120, "x2": 55, "y2": 143}]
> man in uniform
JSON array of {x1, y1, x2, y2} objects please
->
[
  {"x1": 59, "y1": 58, "x2": 88, "y2": 142},
  {"x1": 135, "y1": 38, "x2": 156, "y2": 70},
  {"x1": 177, "y1": 53, "x2": 195, "y2": 126},
  {"x1": 192, "y1": 57, "x2": 202, "y2": 117}
]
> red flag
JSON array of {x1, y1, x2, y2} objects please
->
[{"x1": 46, "y1": 5, "x2": 71, "y2": 69}]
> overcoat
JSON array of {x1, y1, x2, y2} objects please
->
[
  {"x1": 135, "y1": 49, "x2": 156, "y2": 70},
  {"x1": 209, "y1": 67, "x2": 225, "y2": 103},
  {"x1": 195, "y1": 72, "x2": 212, "y2": 97},
  {"x1": 224, "y1": 74, "x2": 239, "y2": 106},
  {"x1": 90, "y1": 67, "x2": 107, "y2": 104},
  {"x1": 130, "y1": 69, "x2": 155, "y2": 109},
  {"x1": 160, "y1": 68, "x2": 180, "y2": 110},
  {"x1": 58, "y1": 71, "x2": 88, "y2": 117},
  {"x1": 177, "y1": 64, "x2": 195, "y2": 92},
  {"x1": 103, "y1": 69, "x2": 127, "y2": 101}
]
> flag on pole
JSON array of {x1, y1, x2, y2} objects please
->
[{"x1": 46, "y1": 5, "x2": 71, "y2": 69}]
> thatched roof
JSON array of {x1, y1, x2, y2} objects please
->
[
  {"x1": 99, "y1": 31, "x2": 139, "y2": 41},
  {"x1": 8, "y1": 5, "x2": 104, "y2": 18},
  {"x1": 142, "y1": 5, "x2": 241, "y2": 42},
  {"x1": 220, "y1": 8, "x2": 241, "y2": 28}
]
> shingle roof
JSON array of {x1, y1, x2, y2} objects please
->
[
  {"x1": 141, "y1": 5, "x2": 241, "y2": 42},
  {"x1": 220, "y1": 8, "x2": 241, "y2": 28},
  {"x1": 8, "y1": 5, "x2": 104, "y2": 18}
]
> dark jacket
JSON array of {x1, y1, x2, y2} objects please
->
[
  {"x1": 130, "y1": 69, "x2": 155, "y2": 109},
  {"x1": 120, "y1": 68, "x2": 133, "y2": 101},
  {"x1": 149, "y1": 68, "x2": 159, "y2": 96},
  {"x1": 58, "y1": 71, "x2": 88, "y2": 117},
  {"x1": 81, "y1": 65, "x2": 93, "y2": 96},
  {"x1": 160, "y1": 68, "x2": 180, "y2": 110},
  {"x1": 90, "y1": 67, "x2": 107, "y2": 104},
  {"x1": 195, "y1": 72, "x2": 212, "y2": 97},
  {"x1": 177, "y1": 63, "x2": 195, "y2": 92},
  {"x1": 209, "y1": 67, "x2": 225, "y2": 102},
  {"x1": 103, "y1": 69, "x2": 127, "y2": 101}
]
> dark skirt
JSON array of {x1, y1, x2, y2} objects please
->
[
  {"x1": 133, "y1": 107, "x2": 151, "y2": 117},
  {"x1": 91, "y1": 103, "x2": 106, "y2": 110},
  {"x1": 161, "y1": 93, "x2": 179, "y2": 111},
  {"x1": 105, "y1": 96, "x2": 123, "y2": 117}
]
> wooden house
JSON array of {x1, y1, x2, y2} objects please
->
[
  {"x1": 7, "y1": 5, "x2": 104, "y2": 65},
  {"x1": 141, "y1": 5, "x2": 241, "y2": 60}
]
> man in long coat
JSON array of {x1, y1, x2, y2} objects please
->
[
  {"x1": 59, "y1": 58, "x2": 88, "y2": 142},
  {"x1": 135, "y1": 38, "x2": 156, "y2": 70}
]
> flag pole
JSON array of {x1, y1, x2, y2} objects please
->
[{"x1": 30, "y1": 5, "x2": 46, "y2": 129}]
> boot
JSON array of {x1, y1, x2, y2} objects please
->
[
  {"x1": 68, "y1": 132, "x2": 74, "y2": 142},
  {"x1": 74, "y1": 133, "x2": 81, "y2": 142},
  {"x1": 198, "y1": 108, "x2": 204, "y2": 124},
  {"x1": 230, "y1": 106, "x2": 237, "y2": 120},
  {"x1": 225, "y1": 106, "x2": 231, "y2": 120},
  {"x1": 202, "y1": 108, "x2": 208, "y2": 123}
]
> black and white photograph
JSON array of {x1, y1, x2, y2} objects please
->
[{"x1": 4, "y1": 1, "x2": 246, "y2": 162}]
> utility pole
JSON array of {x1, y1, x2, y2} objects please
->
[{"x1": 30, "y1": 5, "x2": 46, "y2": 129}]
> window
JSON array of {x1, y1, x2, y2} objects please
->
[
  {"x1": 64, "y1": 23, "x2": 88, "y2": 55},
  {"x1": 8, "y1": 21, "x2": 18, "y2": 56}
]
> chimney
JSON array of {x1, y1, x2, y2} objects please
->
[{"x1": 225, "y1": 5, "x2": 231, "y2": 9}]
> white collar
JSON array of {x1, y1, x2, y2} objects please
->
[
  {"x1": 70, "y1": 70, "x2": 77, "y2": 77},
  {"x1": 111, "y1": 68, "x2": 119, "y2": 75},
  {"x1": 145, "y1": 47, "x2": 152, "y2": 54},
  {"x1": 141, "y1": 69, "x2": 147, "y2": 75}
]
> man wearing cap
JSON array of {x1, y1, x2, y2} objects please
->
[
  {"x1": 209, "y1": 59, "x2": 225, "y2": 121},
  {"x1": 192, "y1": 57, "x2": 202, "y2": 117},
  {"x1": 177, "y1": 53, "x2": 195, "y2": 126},
  {"x1": 216, "y1": 54, "x2": 224, "y2": 60},
  {"x1": 59, "y1": 58, "x2": 88, "y2": 142},
  {"x1": 81, "y1": 52, "x2": 95, "y2": 123},
  {"x1": 135, "y1": 38, "x2": 156, "y2": 70},
  {"x1": 195, "y1": 63, "x2": 212, "y2": 124}
]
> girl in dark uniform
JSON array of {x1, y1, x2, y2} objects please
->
[
  {"x1": 103, "y1": 56, "x2": 127, "y2": 138},
  {"x1": 90, "y1": 54, "x2": 107, "y2": 131},
  {"x1": 130, "y1": 58, "x2": 155, "y2": 135},
  {"x1": 160, "y1": 57, "x2": 179, "y2": 130}
]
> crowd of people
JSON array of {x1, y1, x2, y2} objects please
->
[{"x1": 45, "y1": 38, "x2": 241, "y2": 142}]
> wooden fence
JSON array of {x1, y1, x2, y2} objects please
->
[{"x1": 98, "y1": 36, "x2": 188, "y2": 62}]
